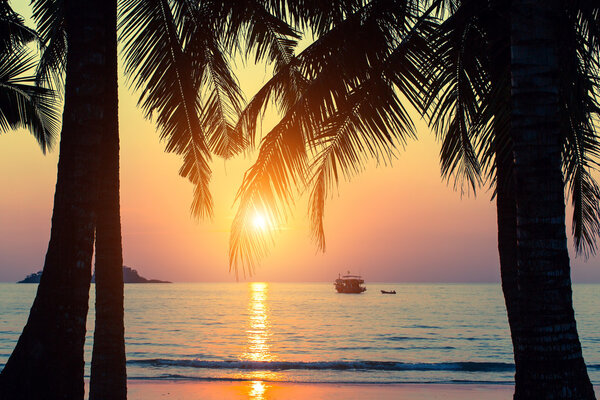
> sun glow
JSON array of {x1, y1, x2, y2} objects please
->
[{"x1": 252, "y1": 213, "x2": 268, "y2": 231}]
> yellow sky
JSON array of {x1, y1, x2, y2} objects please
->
[{"x1": 1, "y1": 0, "x2": 599, "y2": 282}]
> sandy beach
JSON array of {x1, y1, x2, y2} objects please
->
[
  {"x1": 126, "y1": 380, "x2": 520, "y2": 399},
  {"x1": 126, "y1": 381, "x2": 600, "y2": 399}
]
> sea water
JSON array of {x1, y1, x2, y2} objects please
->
[{"x1": 0, "y1": 283, "x2": 598, "y2": 384}]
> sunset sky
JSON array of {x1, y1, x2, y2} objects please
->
[{"x1": 1, "y1": 0, "x2": 599, "y2": 283}]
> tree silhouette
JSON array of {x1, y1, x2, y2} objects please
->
[
  {"x1": 229, "y1": 0, "x2": 600, "y2": 396},
  {"x1": 1, "y1": 0, "x2": 300, "y2": 397},
  {"x1": 424, "y1": 1, "x2": 599, "y2": 396},
  {"x1": 0, "y1": 1, "x2": 115, "y2": 398},
  {"x1": 508, "y1": 0, "x2": 596, "y2": 396}
]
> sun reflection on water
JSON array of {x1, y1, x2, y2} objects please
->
[
  {"x1": 248, "y1": 380, "x2": 267, "y2": 400},
  {"x1": 237, "y1": 283, "x2": 283, "y2": 399},
  {"x1": 243, "y1": 282, "x2": 274, "y2": 362}
]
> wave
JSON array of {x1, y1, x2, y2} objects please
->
[
  {"x1": 128, "y1": 359, "x2": 516, "y2": 372},
  {"x1": 383, "y1": 336, "x2": 430, "y2": 341},
  {"x1": 127, "y1": 374, "x2": 515, "y2": 385}
]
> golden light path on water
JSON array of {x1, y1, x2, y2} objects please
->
[
  {"x1": 248, "y1": 380, "x2": 267, "y2": 400},
  {"x1": 244, "y1": 282, "x2": 273, "y2": 362},
  {"x1": 239, "y1": 282, "x2": 280, "y2": 399}
]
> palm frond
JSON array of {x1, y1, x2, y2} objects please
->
[
  {"x1": 574, "y1": 0, "x2": 600, "y2": 56},
  {"x1": 0, "y1": 47, "x2": 59, "y2": 152},
  {"x1": 235, "y1": 0, "x2": 412, "y2": 149},
  {"x1": 422, "y1": 2, "x2": 491, "y2": 194},
  {"x1": 308, "y1": 82, "x2": 414, "y2": 250},
  {"x1": 225, "y1": 0, "x2": 300, "y2": 72},
  {"x1": 230, "y1": 0, "x2": 435, "y2": 270},
  {"x1": 0, "y1": 0, "x2": 37, "y2": 54},
  {"x1": 120, "y1": 0, "x2": 213, "y2": 218},
  {"x1": 476, "y1": 70, "x2": 511, "y2": 192},
  {"x1": 170, "y1": 0, "x2": 247, "y2": 159},
  {"x1": 307, "y1": 17, "x2": 435, "y2": 250},
  {"x1": 235, "y1": 59, "x2": 307, "y2": 148},
  {"x1": 423, "y1": 0, "x2": 461, "y2": 19},
  {"x1": 229, "y1": 5, "x2": 399, "y2": 268},
  {"x1": 282, "y1": 0, "x2": 364, "y2": 38},
  {"x1": 199, "y1": 39, "x2": 246, "y2": 158},
  {"x1": 229, "y1": 110, "x2": 310, "y2": 275},
  {"x1": 568, "y1": 164, "x2": 600, "y2": 256},
  {"x1": 32, "y1": 0, "x2": 66, "y2": 91},
  {"x1": 564, "y1": 84, "x2": 600, "y2": 257},
  {"x1": 562, "y1": 12, "x2": 600, "y2": 256}
]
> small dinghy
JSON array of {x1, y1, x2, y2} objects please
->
[{"x1": 381, "y1": 290, "x2": 396, "y2": 294}]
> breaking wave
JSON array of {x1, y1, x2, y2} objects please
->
[{"x1": 128, "y1": 359, "x2": 516, "y2": 372}]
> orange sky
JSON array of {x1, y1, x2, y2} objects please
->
[{"x1": 1, "y1": 0, "x2": 599, "y2": 282}]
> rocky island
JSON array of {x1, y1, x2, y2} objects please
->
[
  {"x1": 18, "y1": 266, "x2": 170, "y2": 283},
  {"x1": 18, "y1": 271, "x2": 44, "y2": 283}
]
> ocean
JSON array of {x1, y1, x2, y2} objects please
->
[{"x1": 0, "y1": 282, "x2": 598, "y2": 385}]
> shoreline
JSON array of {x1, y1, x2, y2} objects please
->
[
  {"x1": 123, "y1": 380, "x2": 599, "y2": 399},
  {"x1": 123, "y1": 380, "x2": 594, "y2": 400}
]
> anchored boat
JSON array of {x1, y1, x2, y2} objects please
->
[{"x1": 334, "y1": 272, "x2": 367, "y2": 293}]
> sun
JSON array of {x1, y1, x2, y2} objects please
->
[{"x1": 252, "y1": 213, "x2": 268, "y2": 231}]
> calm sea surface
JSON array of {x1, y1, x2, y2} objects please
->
[{"x1": 0, "y1": 283, "x2": 598, "y2": 384}]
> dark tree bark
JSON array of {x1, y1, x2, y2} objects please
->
[
  {"x1": 496, "y1": 152, "x2": 523, "y2": 379},
  {"x1": 89, "y1": 0, "x2": 127, "y2": 398},
  {"x1": 510, "y1": 0, "x2": 595, "y2": 398},
  {"x1": 0, "y1": 0, "x2": 113, "y2": 399},
  {"x1": 486, "y1": 0, "x2": 525, "y2": 387}
]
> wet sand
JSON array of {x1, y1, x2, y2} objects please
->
[{"x1": 126, "y1": 380, "x2": 520, "y2": 399}]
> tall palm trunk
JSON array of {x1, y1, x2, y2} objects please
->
[
  {"x1": 487, "y1": 1, "x2": 524, "y2": 387},
  {"x1": 89, "y1": 0, "x2": 127, "y2": 398},
  {"x1": 495, "y1": 151, "x2": 523, "y2": 376},
  {"x1": 510, "y1": 0, "x2": 595, "y2": 397},
  {"x1": 0, "y1": 0, "x2": 112, "y2": 398}
]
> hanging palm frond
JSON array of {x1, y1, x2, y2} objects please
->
[
  {"x1": 307, "y1": 16, "x2": 435, "y2": 250},
  {"x1": 0, "y1": 0, "x2": 37, "y2": 54},
  {"x1": 224, "y1": 0, "x2": 300, "y2": 72},
  {"x1": 230, "y1": 0, "x2": 436, "y2": 271},
  {"x1": 0, "y1": 47, "x2": 59, "y2": 152},
  {"x1": 32, "y1": 0, "x2": 66, "y2": 91},
  {"x1": 120, "y1": 0, "x2": 305, "y2": 217},
  {"x1": 563, "y1": 8, "x2": 600, "y2": 256},
  {"x1": 422, "y1": 0, "x2": 491, "y2": 194},
  {"x1": 120, "y1": 0, "x2": 214, "y2": 217},
  {"x1": 427, "y1": 0, "x2": 600, "y2": 255},
  {"x1": 171, "y1": 0, "x2": 246, "y2": 159},
  {"x1": 229, "y1": 112, "x2": 310, "y2": 274}
]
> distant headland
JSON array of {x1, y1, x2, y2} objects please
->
[{"x1": 18, "y1": 266, "x2": 171, "y2": 284}]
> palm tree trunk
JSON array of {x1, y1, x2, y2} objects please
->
[
  {"x1": 487, "y1": 1, "x2": 525, "y2": 387},
  {"x1": 495, "y1": 152, "x2": 523, "y2": 376},
  {"x1": 0, "y1": 1, "x2": 112, "y2": 399},
  {"x1": 510, "y1": 0, "x2": 595, "y2": 398},
  {"x1": 89, "y1": 0, "x2": 127, "y2": 398}
]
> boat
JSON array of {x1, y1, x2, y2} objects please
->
[
  {"x1": 381, "y1": 290, "x2": 396, "y2": 294},
  {"x1": 334, "y1": 272, "x2": 367, "y2": 293}
]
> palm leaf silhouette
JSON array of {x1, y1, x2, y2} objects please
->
[
  {"x1": 230, "y1": 0, "x2": 436, "y2": 272},
  {"x1": 0, "y1": 40, "x2": 58, "y2": 152}
]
